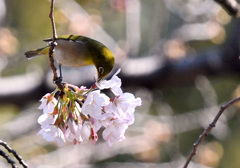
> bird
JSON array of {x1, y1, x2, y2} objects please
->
[{"x1": 25, "y1": 34, "x2": 115, "y2": 80}]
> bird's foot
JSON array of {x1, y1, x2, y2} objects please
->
[
  {"x1": 53, "y1": 76, "x2": 63, "y2": 85},
  {"x1": 49, "y1": 41, "x2": 58, "y2": 47}
]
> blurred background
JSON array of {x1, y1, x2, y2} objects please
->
[{"x1": 1, "y1": 0, "x2": 240, "y2": 167}]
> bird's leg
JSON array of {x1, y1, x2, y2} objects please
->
[
  {"x1": 59, "y1": 64, "x2": 63, "y2": 80},
  {"x1": 53, "y1": 64, "x2": 63, "y2": 85}
]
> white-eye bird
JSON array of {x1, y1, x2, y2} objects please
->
[{"x1": 25, "y1": 35, "x2": 115, "y2": 80}]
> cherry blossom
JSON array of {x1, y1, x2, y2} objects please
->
[
  {"x1": 38, "y1": 113, "x2": 57, "y2": 128},
  {"x1": 105, "y1": 92, "x2": 142, "y2": 125},
  {"x1": 38, "y1": 125, "x2": 65, "y2": 146},
  {"x1": 81, "y1": 90, "x2": 110, "y2": 118},
  {"x1": 103, "y1": 119, "x2": 128, "y2": 147},
  {"x1": 65, "y1": 119, "x2": 83, "y2": 144},
  {"x1": 38, "y1": 93, "x2": 57, "y2": 114},
  {"x1": 97, "y1": 68, "x2": 122, "y2": 95},
  {"x1": 37, "y1": 69, "x2": 142, "y2": 147}
]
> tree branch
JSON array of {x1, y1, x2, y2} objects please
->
[
  {"x1": 48, "y1": 0, "x2": 63, "y2": 90},
  {"x1": 0, "y1": 149, "x2": 17, "y2": 168},
  {"x1": 0, "y1": 140, "x2": 28, "y2": 168},
  {"x1": 183, "y1": 97, "x2": 240, "y2": 168},
  {"x1": 49, "y1": 0, "x2": 57, "y2": 42}
]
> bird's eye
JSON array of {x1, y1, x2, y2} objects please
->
[{"x1": 99, "y1": 67, "x2": 104, "y2": 74}]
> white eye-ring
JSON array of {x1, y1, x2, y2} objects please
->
[{"x1": 99, "y1": 67, "x2": 104, "y2": 74}]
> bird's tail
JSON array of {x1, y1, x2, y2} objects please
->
[{"x1": 25, "y1": 47, "x2": 49, "y2": 59}]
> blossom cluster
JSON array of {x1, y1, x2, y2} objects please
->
[{"x1": 37, "y1": 69, "x2": 142, "y2": 146}]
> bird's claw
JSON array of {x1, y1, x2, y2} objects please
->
[
  {"x1": 49, "y1": 41, "x2": 58, "y2": 47},
  {"x1": 53, "y1": 76, "x2": 62, "y2": 85}
]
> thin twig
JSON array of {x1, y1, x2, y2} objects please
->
[
  {"x1": 183, "y1": 96, "x2": 240, "y2": 168},
  {"x1": 0, "y1": 149, "x2": 17, "y2": 168},
  {"x1": 0, "y1": 140, "x2": 28, "y2": 168},
  {"x1": 214, "y1": 0, "x2": 240, "y2": 17},
  {"x1": 48, "y1": 44, "x2": 58, "y2": 82},
  {"x1": 48, "y1": 0, "x2": 58, "y2": 80},
  {"x1": 49, "y1": 0, "x2": 57, "y2": 41},
  {"x1": 48, "y1": 0, "x2": 63, "y2": 90}
]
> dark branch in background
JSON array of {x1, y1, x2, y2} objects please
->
[
  {"x1": 214, "y1": 0, "x2": 240, "y2": 17},
  {"x1": 121, "y1": 18, "x2": 240, "y2": 89},
  {"x1": 0, "y1": 140, "x2": 28, "y2": 168},
  {"x1": 1, "y1": 3, "x2": 240, "y2": 106},
  {"x1": 183, "y1": 97, "x2": 240, "y2": 168},
  {"x1": 1, "y1": 25, "x2": 240, "y2": 106}
]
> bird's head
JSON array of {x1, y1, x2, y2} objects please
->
[{"x1": 95, "y1": 47, "x2": 115, "y2": 80}]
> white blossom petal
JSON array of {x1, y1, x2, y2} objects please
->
[
  {"x1": 81, "y1": 122, "x2": 91, "y2": 140},
  {"x1": 105, "y1": 92, "x2": 141, "y2": 125},
  {"x1": 38, "y1": 114, "x2": 57, "y2": 128},
  {"x1": 97, "y1": 69, "x2": 122, "y2": 95},
  {"x1": 38, "y1": 125, "x2": 65, "y2": 146},
  {"x1": 38, "y1": 93, "x2": 57, "y2": 114},
  {"x1": 82, "y1": 90, "x2": 110, "y2": 118},
  {"x1": 67, "y1": 119, "x2": 78, "y2": 135},
  {"x1": 102, "y1": 119, "x2": 128, "y2": 147},
  {"x1": 65, "y1": 121, "x2": 83, "y2": 143}
]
